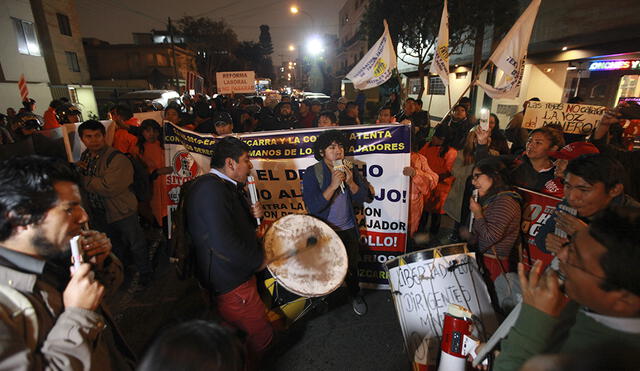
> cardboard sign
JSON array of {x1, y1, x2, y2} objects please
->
[
  {"x1": 522, "y1": 101, "x2": 606, "y2": 135},
  {"x1": 385, "y1": 246, "x2": 497, "y2": 368},
  {"x1": 215, "y1": 71, "x2": 256, "y2": 94}
]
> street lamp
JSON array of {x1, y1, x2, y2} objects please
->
[
  {"x1": 288, "y1": 44, "x2": 296, "y2": 51},
  {"x1": 290, "y1": 5, "x2": 299, "y2": 14},
  {"x1": 306, "y1": 36, "x2": 325, "y2": 56},
  {"x1": 289, "y1": 4, "x2": 315, "y2": 29}
]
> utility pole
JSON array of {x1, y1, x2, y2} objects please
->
[{"x1": 168, "y1": 17, "x2": 180, "y2": 92}]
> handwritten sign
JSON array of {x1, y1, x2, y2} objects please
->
[
  {"x1": 386, "y1": 247, "x2": 497, "y2": 367},
  {"x1": 215, "y1": 71, "x2": 255, "y2": 94},
  {"x1": 522, "y1": 101, "x2": 606, "y2": 135}
]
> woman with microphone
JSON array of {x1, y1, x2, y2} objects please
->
[{"x1": 302, "y1": 130, "x2": 373, "y2": 316}]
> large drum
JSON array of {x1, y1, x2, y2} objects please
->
[
  {"x1": 263, "y1": 214, "x2": 348, "y2": 298},
  {"x1": 384, "y1": 243, "x2": 498, "y2": 370}
]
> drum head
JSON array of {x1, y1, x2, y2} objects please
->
[{"x1": 264, "y1": 214, "x2": 348, "y2": 297}]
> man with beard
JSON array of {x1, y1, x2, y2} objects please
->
[
  {"x1": 262, "y1": 102, "x2": 297, "y2": 131},
  {"x1": 0, "y1": 156, "x2": 135, "y2": 370}
]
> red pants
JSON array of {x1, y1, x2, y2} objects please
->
[
  {"x1": 482, "y1": 255, "x2": 512, "y2": 282},
  {"x1": 217, "y1": 276, "x2": 274, "y2": 369}
]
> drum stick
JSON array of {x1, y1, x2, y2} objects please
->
[
  {"x1": 247, "y1": 176, "x2": 261, "y2": 226},
  {"x1": 266, "y1": 236, "x2": 318, "y2": 265}
]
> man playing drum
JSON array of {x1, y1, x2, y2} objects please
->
[
  {"x1": 302, "y1": 130, "x2": 373, "y2": 315},
  {"x1": 186, "y1": 137, "x2": 272, "y2": 369}
]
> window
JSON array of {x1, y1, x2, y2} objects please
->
[
  {"x1": 12, "y1": 18, "x2": 41, "y2": 56},
  {"x1": 57, "y1": 13, "x2": 72, "y2": 36},
  {"x1": 409, "y1": 78, "x2": 422, "y2": 95},
  {"x1": 427, "y1": 76, "x2": 446, "y2": 95},
  {"x1": 65, "y1": 51, "x2": 80, "y2": 72}
]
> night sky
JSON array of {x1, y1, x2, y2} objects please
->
[{"x1": 76, "y1": 0, "x2": 346, "y2": 64}]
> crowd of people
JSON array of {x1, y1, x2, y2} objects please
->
[{"x1": 0, "y1": 89, "x2": 639, "y2": 370}]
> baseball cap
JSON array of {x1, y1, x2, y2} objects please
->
[{"x1": 549, "y1": 141, "x2": 599, "y2": 160}]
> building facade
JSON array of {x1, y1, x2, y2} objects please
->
[
  {"x1": 30, "y1": 0, "x2": 98, "y2": 119},
  {"x1": 0, "y1": 0, "x2": 52, "y2": 113}
]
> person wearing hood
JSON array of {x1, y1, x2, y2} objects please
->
[{"x1": 261, "y1": 102, "x2": 297, "y2": 131}]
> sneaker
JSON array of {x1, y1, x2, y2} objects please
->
[{"x1": 352, "y1": 295, "x2": 367, "y2": 316}]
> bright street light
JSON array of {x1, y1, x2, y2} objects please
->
[
  {"x1": 288, "y1": 44, "x2": 296, "y2": 51},
  {"x1": 306, "y1": 36, "x2": 325, "y2": 56},
  {"x1": 290, "y1": 5, "x2": 299, "y2": 14}
]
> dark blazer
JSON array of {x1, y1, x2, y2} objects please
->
[{"x1": 186, "y1": 173, "x2": 263, "y2": 294}]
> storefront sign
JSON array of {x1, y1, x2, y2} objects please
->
[
  {"x1": 522, "y1": 101, "x2": 606, "y2": 135},
  {"x1": 215, "y1": 71, "x2": 256, "y2": 94},
  {"x1": 588, "y1": 60, "x2": 640, "y2": 71}
]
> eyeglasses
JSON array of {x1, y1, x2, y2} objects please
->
[{"x1": 471, "y1": 173, "x2": 484, "y2": 180}]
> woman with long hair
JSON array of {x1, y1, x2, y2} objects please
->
[
  {"x1": 137, "y1": 119, "x2": 173, "y2": 228},
  {"x1": 465, "y1": 157, "x2": 522, "y2": 282}
]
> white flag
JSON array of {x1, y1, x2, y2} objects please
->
[
  {"x1": 429, "y1": 0, "x2": 449, "y2": 87},
  {"x1": 477, "y1": 0, "x2": 541, "y2": 99},
  {"x1": 346, "y1": 20, "x2": 397, "y2": 90}
]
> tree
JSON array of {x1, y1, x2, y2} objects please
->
[
  {"x1": 258, "y1": 25, "x2": 275, "y2": 80},
  {"x1": 177, "y1": 16, "x2": 241, "y2": 91},
  {"x1": 362, "y1": 0, "x2": 470, "y2": 99}
]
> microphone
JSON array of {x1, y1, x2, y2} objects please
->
[
  {"x1": 333, "y1": 159, "x2": 346, "y2": 193},
  {"x1": 70, "y1": 235, "x2": 82, "y2": 272},
  {"x1": 469, "y1": 189, "x2": 479, "y2": 232},
  {"x1": 247, "y1": 175, "x2": 261, "y2": 226}
]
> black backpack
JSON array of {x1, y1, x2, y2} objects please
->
[
  {"x1": 106, "y1": 151, "x2": 151, "y2": 203},
  {"x1": 169, "y1": 174, "x2": 215, "y2": 280}
]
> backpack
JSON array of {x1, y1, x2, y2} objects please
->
[
  {"x1": 107, "y1": 151, "x2": 151, "y2": 203},
  {"x1": 169, "y1": 174, "x2": 215, "y2": 280}
]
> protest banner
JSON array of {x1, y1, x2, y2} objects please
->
[
  {"x1": 385, "y1": 245, "x2": 498, "y2": 369},
  {"x1": 164, "y1": 123, "x2": 411, "y2": 288},
  {"x1": 133, "y1": 111, "x2": 164, "y2": 125},
  {"x1": 516, "y1": 187, "x2": 562, "y2": 268},
  {"x1": 522, "y1": 101, "x2": 606, "y2": 135},
  {"x1": 215, "y1": 71, "x2": 256, "y2": 94}
]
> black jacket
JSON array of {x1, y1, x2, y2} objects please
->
[{"x1": 186, "y1": 174, "x2": 263, "y2": 294}]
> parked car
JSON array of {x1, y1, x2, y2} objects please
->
[
  {"x1": 118, "y1": 90, "x2": 182, "y2": 111},
  {"x1": 302, "y1": 92, "x2": 331, "y2": 103}
]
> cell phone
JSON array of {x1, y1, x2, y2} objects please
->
[
  {"x1": 479, "y1": 108, "x2": 490, "y2": 131},
  {"x1": 554, "y1": 204, "x2": 578, "y2": 239},
  {"x1": 70, "y1": 235, "x2": 82, "y2": 271}
]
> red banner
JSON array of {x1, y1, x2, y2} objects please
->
[
  {"x1": 516, "y1": 187, "x2": 562, "y2": 269},
  {"x1": 18, "y1": 74, "x2": 28, "y2": 101}
]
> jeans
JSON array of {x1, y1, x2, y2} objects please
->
[
  {"x1": 336, "y1": 227, "x2": 361, "y2": 297},
  {"x1": 91, "y1": 213, "x2": 151, "y2": 275}
]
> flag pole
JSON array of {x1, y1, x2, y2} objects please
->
[
  {"x1": 437, "y1": 59, "x2": 492, "y2": 125},
  {"x1": 447, "y1": 85, "x2": 452, "y2": 110}
]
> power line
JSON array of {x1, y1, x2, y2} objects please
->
[{"x1": 193, "y1": 0, "x2": 251, "y2": 18}]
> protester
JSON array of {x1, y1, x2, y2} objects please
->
[
  {"x1": 297, "y1": 99, "x2": 316, "y2": 128},
  {"x1": 193, "y1": 102, "x2": 216, "y2": 134},
  {"x1": 444, "y1": 129, "x2": 498, "y2": 242},
  {"x1": 43, "y1": 99, "x2": 62, "y2": 129},
  {"x1": 310, "y1": 100, "x2": 322, "y2": 117},
  {"x1": 110, "y1": 104, "x2": 140, "y2": 155},
  {"x1": 186, "y1": 137, "x2": 272, "y2": 369},
  {"x1": 492, "y1": 206, "x2": 640, "y2": 371},
  {"x1": 376, "y1": 106, "x2": 395, "y2": 124},
  {"x1": 0, "y1": 155, "x2": 135, "y2": 370},
  {"x1": 338, "y1": 102, "x2": 360, "y2": 126},
  {"x1": 335, "y1": 96, "x2": 348, "y2": 119},
  {"x1": 77, "y1": 120, "x2": 152, "y2": 293},
  {"x1": 164, "y1": 105, "x2": 182, "y2": 127},
  {"x1": 355, "y1": 90, "x2": 366, "y2": 119},
  {"x1": 506, "y1": 97, "x2": 540, "y2": 154},
  {"x1": 446, "y1": 104, "x2": 474, "y2": 150},
  {"x1": 419, "y1": 125, "x2": 457, "y2": 237},
  {"x1": 262, "y1": 102, "x2": 297, "y2": 131},
  {"x1": 477, "y1": 126, "x2": 564, "y2": 192},
  {"x1": 535, "y1": 154, "x2": 639, "y2": 255},
  {"x1": 463, "y1": 157, "x2": 522, "y2": 282},
  {"x1": 137, "y1": 119, "x2": 172, "y2": 228},
  {"x1": 138, "y1": 320, "x2": 245, "y2": 371},
  {"x1": 213, "y1": 112, "x2": 234, "y2": 136},
  {"x1": 488, "y1": 113, "x2": 510, "y2": 155},
  {"x1": 396, "y1": 98, "x2": 416, "y2": 124},
  {"x1": 542, "y1": 142, "x2": 600, "y2": 198},
  {"x1": 590, "y1": 106, "x2": 640, "y2": 200},
  {"x1": 385, "y1": 92, "x2": 401, "y2": 117},
  {"x1": 302, "y1": 130, "x2": 373, "y2": 315},
  {"x1": 56, "y1": 103, "x2": 83, "y2": 124},
  {"x1": 404, "y1": 135, "x2": 438, "y2": 238},
  {"x1": 317, "y1": 111, "x2": 339, "y2": 127}
]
